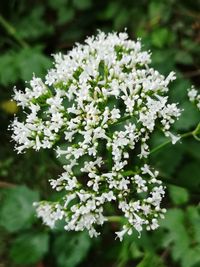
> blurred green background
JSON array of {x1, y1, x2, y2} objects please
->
[{"x1": 0, "y1": 0, "x2": 200, "y2": 266}]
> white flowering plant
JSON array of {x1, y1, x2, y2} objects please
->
[
  {"x1": 188, "y1": 86, "x2": 200, "y2": 111},
  {"x1": 10, "y1": 31, "x2": 200, "y2": 241}
]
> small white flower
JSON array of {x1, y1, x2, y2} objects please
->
[
  {"x1": 115, "y1": 227, "x2": 128, "y2": 242},
  {"x1": 188, "y1": 86, "x2": 200, "y2": 111},
  {"x1": 188, "y1": 87, "x2": 198, "y2": 101},
  {"x1": 165, "y1": 131, "x2": 180, "y2": 144}
]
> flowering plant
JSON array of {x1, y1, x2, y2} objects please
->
[{"x1": 11, "y1": 31, "x2": 199, "y2": 241}]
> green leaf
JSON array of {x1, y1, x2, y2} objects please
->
[
  {"x1": 161, "y1": 207, "x2": 200, "y2": 267},
  {"x1": 48, "y1": 0, "x2": 70, "y2": 9},
  {"x1": 160, "y1": 209, "x2": 190, "y2": 261},
  {"x1": 114, "y1": 8, "x2": 129, "y2": 30},
  {"x1": 10, "y1": 232, "x2": 49, "y2": 264},
  {"x1": 174, "y1": 101, "x2": 200, "y2": 131},
  {"x1": 57, "y1": 7, "x2": 75, "y2": 25},
  {"x1": 182, "y1": 139, "x2": 200, "y2": 160},
  {"x1": 17, "y1": 47, "x2": 51, "y2": 81},
  {"x1": 15, "y1": 6, "x2": 53, "y2": 40},
  {"x1": 148, "y1": 1, "x2": 172, "y2": 23},
  {"x1": 181, "y1": 247, "x2": 200, "y2": 267},
  {"x1": 53, "y1": 231, "x2": 91, "y2": 267},
  {"x1": 169, "y1": 78, "x2": 191, "y2": 103},
  {"x1": 180, "y1": 207, "x2": 200, "y2": 267},
  {"x1": 176, "y1": 162, "x2": 200, "y2": 192},
  {"x1": 151, "y1": 28, "x2": 175, "y2": 48},
  {"x1": 0, "y1": 47, "x2": 51, "y2": 86},
  {"x1": 0, "y1": 157, "x2": 14, "y2": 176},
  {"x1": 149, "y1": 2, "x2": 164, "y2": 20},
  {"x1": 150, "y1": 132, "x2": 184, "y2": 177},
  {"x1": 99, "y1": 2, "x2": 120, "y2": 20},
  {"x1": 148, "y1": 1, "x2": 171, "y2": 26},
  {"x1": 175, "y1": 51, "x2": 193, "y2": 65},
  {"x1": 0, "y1": 185, "x2": 39, "y2": 232},
  {"x1": 187, "y1": 206, "x2": 200, "y2": 243},
  {"x1": 169, "y1": 185, "x2": 189, "y2": 205},
  {"x1": 73, "y1": 0, "x2": 92, "y2": 10},
  {"x1": 151, "y1": 49, "x2": 175, "y2": 74},
  {"x1": 181, "y1": 39, "x2": 200, "y2": 53},
  {"x1": 136, "y1": 253, "x2": 164, "y2": 267},
  {"x1": 0, "y1": 52, "x2": 19, "y2": 85}
]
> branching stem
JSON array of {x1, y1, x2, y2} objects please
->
[
  {"x1": 150, "y1": 124, "x2": 200, "y2": 155},
  {"x1": 0, "y1": 15, "x2": 29, "y2": 48}
]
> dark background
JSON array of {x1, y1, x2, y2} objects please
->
[{"x1": 0, "y1": 0, "x2": 200, "y2": 267}]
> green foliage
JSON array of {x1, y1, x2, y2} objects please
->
[
  {"x1": 161, "y1": 209, "x2": 190, "y2": 262},
  {"x1": 0, "y1": 186, "x2": 39, "y2": 232},
  {"x1": 176, "y1": 162, "x2": 200, "y2": 192},
  {"x1": 15, "y1": 6, "x2": 53, "y2": 40},
  {"x1": 73, "y1": 0, "x2": 92, "y2": 10},
  {"x1": 161, "y1": 207, "x2": 200, "y2": 267},
  {"x1": 0, "y1": 0, "x2": 200, "y2": 266},
  {"x1": 136, "y1": 253, "x2": 165, "y2": 267},
  {"x1": 0, "y1": 47, "x2": 51, "y2": 85},
  {"x1": 175, "y1": 51, "x2": 193, "y2": 65},
  {"x1": 53, "y1": 231, "x2": 91, "y2": 267},
  {"x1": 151, "y1": 28, "x2": 175, "y2": 48},
  {"x1": 10, "y1": 231, "x2": 49, "y2": 264},
  {"x1": 174, "y1": 101, "x2": 200, "y2": 131},
  {"x1": 98, "y1": 60, "x2": 107, "y2": 79},
  {"x1": 150, "y1": 132, "x2": 184, "y2": 177},
  {"x1": 169, "y1": 185, "x2": 189, "y2": 205}
]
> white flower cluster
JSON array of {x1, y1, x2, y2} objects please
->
[
  {"x1": 11, "y1": 31, "x2": 181, "y2": 240},
  {"x1": 188, "y1": 86, "x2": 200, "y2": 110}
]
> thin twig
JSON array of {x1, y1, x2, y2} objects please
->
[
  {"x1": 0, "y1": 15, "x2": 29, "y2": 48},
  {"x1": 106, "y1": 216, "x2": 126, "y2": 223},
  {"x1": 150, "y1": 131, "x2": 194, "y2": 155},
  {"x1": 0, "y1": 181, "x2": 16, "y2": 188}
]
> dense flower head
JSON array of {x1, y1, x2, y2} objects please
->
[{"x1": 11, "y1": 31, "x2": 181, "y2": 240}]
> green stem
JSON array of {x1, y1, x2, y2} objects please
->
[
  {"x1": 109, "y1": 115, "x2": 132, "y2": 127},
  {"x1": 150, "y1": 140, "x2": 171, "y2": 155},
  {"x1": 192, "y1": 122, "x2": 200, "y2": 141},
  {"x1": 0, "y1": 15, "x2": 29, "y2": 48},
  {"x1": 150, "y1": 131, "x2": 194, "y2": 155},
  {"x1": 121, "y1": 170, "x2": 138, "y2": 177},
  {"x1": 106, "y1": 216, "x2": 125, "y2": 223}
]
